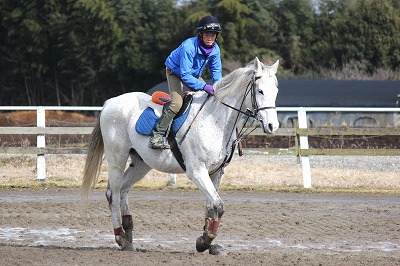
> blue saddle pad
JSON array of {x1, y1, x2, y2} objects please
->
[
  {"x1": 135, "y1": 106, "x2": 191, "y2": 136},
  {"x1": 135, "y1": 107, "x2": 158, "y2": 135}
]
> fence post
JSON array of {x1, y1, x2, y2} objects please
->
[
  {"x1": 168, "y1": 173, "x2": 176, "y2": 185},
  {"x1": 37, "y1": 107, "x2": 46, "y2": 181},
  {"x1": 298, "y1": 108, "x2": 312, "y2": 188}
]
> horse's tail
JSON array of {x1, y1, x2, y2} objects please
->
[{"x1": 81, "y1": 118, "x2": 104, "y2": 197}]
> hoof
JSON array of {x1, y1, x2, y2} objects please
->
[
  {"x1": 196, "y1": 236, "x2": 210, "y2": 253},
  {"x1": 118, "y1": 236, "x2": 135, "y2": 251},
  {"x1": 209, "y1": 244, "x2": 226, "y2": 256},
  {"x1": 121, "y1": 242, "x2": 135, "y2": 251}
]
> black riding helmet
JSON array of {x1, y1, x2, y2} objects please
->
[{"x1": 197, "y1": 16, "x2": 222, "y2": 33}]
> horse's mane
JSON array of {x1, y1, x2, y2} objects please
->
[{"x1": 213, "y1": 61, "x2": 258, "y2": 101}]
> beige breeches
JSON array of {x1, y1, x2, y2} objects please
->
[{"x1": 166, "y1": 67, "x2": 204, "y2": 113}]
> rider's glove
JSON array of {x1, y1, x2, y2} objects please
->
[{"x1": 203, "y1": 84, "x2": 215, "y2": 95}]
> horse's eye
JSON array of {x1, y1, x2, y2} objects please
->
[{"x1": 258, "y1": 89, "x2": 264, "y2": 95}]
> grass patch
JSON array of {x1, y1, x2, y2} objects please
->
[
  {"x1": 0, "y1": 155, "x2": 36, "y2": 167},
  {"x1": 0, "y1": 154, "x2": 398, "y2": 194}
]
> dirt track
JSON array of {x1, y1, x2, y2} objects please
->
[{"x1": 0, "y1": 188, "x2": 399, "y2": 265}]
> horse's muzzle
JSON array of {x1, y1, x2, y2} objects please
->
[{"x1": 261, "y1": 120, "x2": 278, "y2": 134}]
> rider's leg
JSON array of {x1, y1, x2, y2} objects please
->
[
  {"x1": 149, "y1": 108, "x2": 176, "y2": 149},
  {"x1": 149, "y1": 68, "x2": 183, "y2": 149}
]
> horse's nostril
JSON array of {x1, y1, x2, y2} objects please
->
[{"x1": 268, "y1": 123, "x2": 274, "y2": 132}]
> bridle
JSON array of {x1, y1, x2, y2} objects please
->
[
  {"x1": 209, "y1": 71, "x2": 277, "y2": 175},
  {"x1": 220, "y1": 71, "x2": 276, "y2": 120},
  {"x1": 221, "y1": 71, "x2": 276, "y2": 138}
]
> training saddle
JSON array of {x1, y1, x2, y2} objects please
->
[
  {"x1": 135, "y1": 91, "x2": 194, "y2": 171},
  {"x1": 135, "y1": 91, "x2": 193, "y2": 136}
]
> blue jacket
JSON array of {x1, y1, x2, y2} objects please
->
[{"x1": 165, "y1": 36, "x2": 222, "y2": 90}]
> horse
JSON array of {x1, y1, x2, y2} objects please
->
[{"x1": 81, "y1": 57, "x2": 280, "y2": 255}]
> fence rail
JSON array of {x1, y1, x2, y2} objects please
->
[{"x1": 0, "y1": 106, "x2": 399, "y2": 187}]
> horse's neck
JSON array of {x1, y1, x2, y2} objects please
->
[
  {"x1": 214, "y1": 68, "x2": 252, "y2": 117},
  {"x1": 207, "y1": 90, "x2": 247, "y2": 139},
  {"x1": 192, "y1": 70, "x2": 251, "y2": 143},
  {"x1": 216, "y1": 79, "x2": 249, "y2": 120}
]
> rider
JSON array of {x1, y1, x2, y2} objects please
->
[{"x1": 149, "y1": 15, "x2": 223, "y2": 149}]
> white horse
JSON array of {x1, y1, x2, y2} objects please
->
[{"x1": 82, "y1": 57, "x2": 280, "y2": 255}]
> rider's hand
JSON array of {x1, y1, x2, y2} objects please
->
[{"x1": 203, "y1": 84, "x2": 215, "y2": 95}]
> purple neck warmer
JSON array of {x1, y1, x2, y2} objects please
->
[{"x1": 197, "y1": 35, "x2": 215, "y2": 56}]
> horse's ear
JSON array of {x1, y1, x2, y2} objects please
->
[
  {"x1": 254, "y1": 57, "x2": 263, "y2": 77},
  {"x1": 270, "y1": 60, "x2": 279, "y2": 75}
]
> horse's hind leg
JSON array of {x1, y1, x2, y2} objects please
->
[
  {"x1": 120, "y1": 149, "x2": 151, "y2": 249},
  {"x1": 103, "y1": 144, "x2": 133, "y2": 250}
]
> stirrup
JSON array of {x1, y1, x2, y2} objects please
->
[
  {"x1": 149, "y1": 138, "x2": 170, "y2": 149},
  {"x1": 150, "y1": 142, "x2": 170, "y2": 149}
]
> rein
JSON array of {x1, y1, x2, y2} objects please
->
[
  {"x1": 179, "y1": 94, "x2": 211, "y2": 145},
  {"x1": 209, "y1": 73, "x2": 275, "y2": 175}
]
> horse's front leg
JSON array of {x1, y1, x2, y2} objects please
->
[
  {"x1": 191, "y1": 168, "x2": 226, "y2": 255},
  {"x1": 196, "y1": 201, "x2": 225, "y2": 255}
]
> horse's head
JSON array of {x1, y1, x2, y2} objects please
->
[
  {"x1": 213, "y1": 57, "x2": 280, "y2": 134},
  {"x1": 250, "y1": 57, "x2": 280, "y2": 134}
]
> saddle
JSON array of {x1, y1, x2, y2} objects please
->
[
  {"x1": 135, "y1": 91, "x2": 194, "y2": 171},
  {"x1": 135, "y1": 91, "x2": 194, "y2": 136}
]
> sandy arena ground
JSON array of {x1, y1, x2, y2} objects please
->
[{"x1": 0, "y1": 188, "x2": 399, "y2": 266}]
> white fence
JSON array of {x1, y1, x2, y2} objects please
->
[
  {"x1": 287, "y1": 107, "x2": 400, "y2": 187},
  {"x1": 0, "y1": 106, "x2": 101, "y2": 181},
  {"x1": 0, "y1": 106, "x2": 399, "y2": 187}
]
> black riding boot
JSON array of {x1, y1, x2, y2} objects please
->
[{"x1": 149, "y1": 108, "x2": 176, "y2": 149}]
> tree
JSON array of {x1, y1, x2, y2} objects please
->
[
  {"x1": 0, "y1": 0, "x2": 124, "y2": 105},
  {"x1": 1, "y1": 0, "x2": 399, "y2": 106},
  {"x1": 112, "y1": 0, "x2": 180, "y2": 92},
  {"x1": 56, "y1": 0, "x2": 123, "y2": 105},
  {"x1": 243, "y1": 0, "x2": 280, "y2": 63},
  {"x1": 274, "y1": 0, "x2": 315, "y2": 72},
  {"x1": 312, "y1": 0, "x2": 400, "y2": 71},
  {"x1": 0, "y1": 0, "x2": 55, "y2": 105},
  {"x1": 349, "y1": 0, "x2": 400, "y2": 70}
]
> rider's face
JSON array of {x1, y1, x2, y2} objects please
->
[{"x1": 201, "y1": 32, "x2": 217, "y2": 47}]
